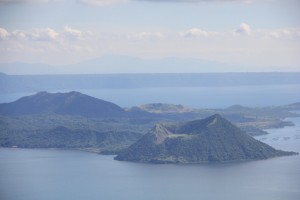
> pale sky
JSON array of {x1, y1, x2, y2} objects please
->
[{"x1": 0, "y1": 0, "x2": 299, "y2": 72}]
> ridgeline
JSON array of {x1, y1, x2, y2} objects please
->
[{"x1": 115, "y1": 114, "x2": 297, "y2": 163}]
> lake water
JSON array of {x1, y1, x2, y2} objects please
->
[
  {"x1": 0, "y1": 84, "x2": 300, "y2": 108},
  {"x1": 0, "y1": 118, "x2": 300, "y2": 200}
]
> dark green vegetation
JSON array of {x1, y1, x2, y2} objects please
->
[
  {"x1": 115, "y1": 114, "x2": 298, "y2": 163},
  {"x1": 0, "y1": 91, "x2": 153, "y2": 153},
  {"x1": 0, "y1": 91, "x2": 299, "y2": 154},
  {"x1": 132, "y1": 102, "x2": 300, "y2": 135},
  {"x1": 0, "y1": 114, "x2": 148, "y2": 153},
  {"x1": 0, "y1": 91, "x2": 126, "y2": 118}
]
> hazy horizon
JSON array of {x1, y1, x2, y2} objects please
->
[
  {"x1": 1, "y1": 0, "x2": 300, "y2": 74},
  {"x1": 0, "y1": 55, "x2": 300, "y2": 75}
]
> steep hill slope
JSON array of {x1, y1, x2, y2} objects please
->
[
  {"x1": 0, "y1": 91, "x2": 126, "y2": 118},
  {"x1": 115, "y1": 114, "x2": 297, "y2": 163}
]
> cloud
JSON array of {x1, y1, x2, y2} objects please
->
[
  {"x1": 0, "y1": 26, "x2": 95, "y2": 58},
  {"x1": 78, "y1": 0, "x2": 128, "y2": 6},
  {"x1": 27, "y1": 28, "x2": 59, "y2": 41},
  {"x1": 2, "y1": 25, "x2": 299, "y2": 45},
  {"x1": 180, "y1": 23, "x2": 300, "y2": 40},
  {"x1": 0, "y1": 26, "x2": 94, "y2": 42},
  {"x1": 180, "y1": 28, "x2": 218, "y2": 38},
  {"x1": 1, "y1": 24, "x2": 299, "y2": 68},
  {"x1": 0, "y1": 28, "x2": 9, "y2": 40},
  {"x1": 63, "y1": 26, "x2": 83, "y2": 40},
  {"x1": 262, "y1": 28, "x2": 300, "y2": 40},
  {"x1": 11, "y1": 30, "x2": 27, "y2": 40},
  {"x1": 132, "y1": 31, "x2": 165, "y2": 40},
  {"x1": 0, "y1": 26, "x2": 95, "y2": 64},
  {"x1": 0, "y1": 0, "x2": 57, "y2": 5},
  {"x1": 235, "y1": 23, "x2": 251, "y2": 35},
  {"x1": 0, "y1": 28, "x2": 59, "y2": 41}
]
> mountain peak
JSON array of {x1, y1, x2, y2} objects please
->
[
  {"x1": 115, "y1": 114, "x2": 297, "y2": 163},
  {"x1": 0, "y1": 91, "x2": 126, "y2": 118},
  {"x1": 35, "y1": 91, "x2": 49, "y2": 95},
  {"x1": 36, "y1": 91, "x2": 81, "y2": 95},
  {"x1": 150, "y1": 123, "x2": 172, "y2": 144},
  {"x1": 207, "y1": 113, "x2": 222, "y2": 121},
  {"x1": 207, "y1": 114, "x2": 221, "y2": 126},
  {"x1": 177, "y1": 114, "x2": 230, "y2": 135}
]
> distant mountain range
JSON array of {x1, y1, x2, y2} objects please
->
[
  {"x1": 1, "y1": 72, "x2": 300, "y2": 94},
  {"x1": 0, "y1": 55, "x2": 256, "y2": 75},
  {"x1": 115, "y1": 114, "x2": 297, "y2": 163}
]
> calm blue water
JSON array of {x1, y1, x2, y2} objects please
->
[
  {"x1": 0, "y1": 84, "x2": 300, "y2": 108},
  {"x1": 0, "y1": 118, "x2": 300, "y2": 200}
]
